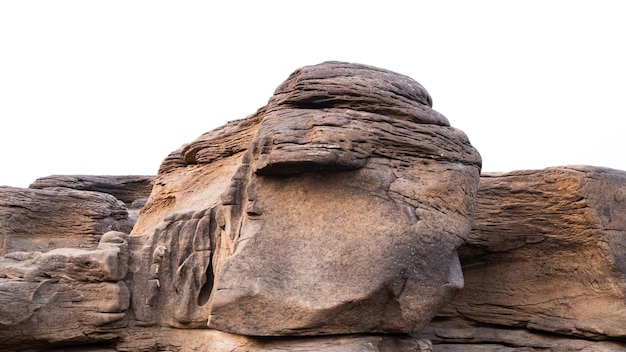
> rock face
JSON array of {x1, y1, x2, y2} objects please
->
[
  {"x1": 0, "y1": 175, "x2": 153, "y2": 351},
  {"x1": 0, "y1": 231, "x2": 130, "y2": 349},
  {"x1": 130, "y1": 61, "x2": 481, "y2": 339},
  {"x1": 4, "y1": 61, "x2": 625, "y2": 352},
  {"x1": 0, "y1": 186, "x2": 132, "y2": 255},
  {"x1": 0, "y1": 175, "x2": 154, "y2": 255},
  {"x1": 29, "y1": 175, "x2": 155, "y2": 206},
  {"x1": 0, "y1": 62, "x2": 482, "y2": 351},
  {"x1": 419, "y1": 166, "x2": 626, "y2": 350}
]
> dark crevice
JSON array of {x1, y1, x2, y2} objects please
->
[{"x1": 197, "y1": 263, "x2": 214, "y2": 306}]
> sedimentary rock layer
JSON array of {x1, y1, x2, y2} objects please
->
[
  {"x1": 421, "y1": 166, "x2": 626, "y2": 349},
  {"x1": 0, "y1": 186, "x2": 134, "y2": 254}
]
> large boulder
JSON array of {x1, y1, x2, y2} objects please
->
[
  {"x1": 129, "y1": 61, "x2": 482, "y2": 338},
  {"x1": 420, "y1": 166, "x2": 626, "y2": 350}
]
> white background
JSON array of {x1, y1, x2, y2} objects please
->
[{"x1": 1, "y1": 1, "x2": 624, "y2": 188}]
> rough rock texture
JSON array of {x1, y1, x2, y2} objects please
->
[
  {"x1": 29, "y1": 174, "x2": 155, "y2": 223},
  {"x1": 11, "y1": 61, "x2": 626, "y2": 351},
  {"x1": 0, "y1": 175, "x2": 154, "y2": 351},
  {"x1": 130, "y1": 61, "x2": 481, "y2": 339},
  {"x1": 113, "y1": 329, "x2": 434, "y2": 352},
  {"x1": 419, "y1": 166, "x2": 626, "y2": 350},
  {"x1": 29, "y1": 175, "x2": 155, "y2": 206},
  {"x1": 0, "y1": 61, "x2": 481, "y2": 351},
  {"x1": 0, "y1": 231, "x2": 130, "y2": 350},
  {"x1": 0, "y1": 186, "x2": 135, "y2": 255}
]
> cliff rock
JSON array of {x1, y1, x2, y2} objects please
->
[
  {"x1": 420, "y1": 166, "x2": 626, "y2": 350},
  {"x1": 0, "y1": 61, "x2": 481, "y2": 351},
  {"x1": 4, "y1": 61, "x2": 624, "y2": 352},
  {"x1": 29, "y1": 175, "x2": 155, "y2": 207},
  {"x1": 129, "y1": 61, "x2": 481, "y2": 339},
  {"x1": 0, "y1": 186, "x2": 133, "y2": 255}
]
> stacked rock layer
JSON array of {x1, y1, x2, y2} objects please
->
[{"x1": 2, "y1": 62, "x2": 624, "y2": 351}]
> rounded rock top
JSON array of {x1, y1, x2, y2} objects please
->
[{"x1": 267, "y1": 61, "x2": 449, "y2": 126}]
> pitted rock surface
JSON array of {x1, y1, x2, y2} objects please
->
[
  {"x1": 420, "y1": 166, "x2": 626, "y2": 350},
  {"x1": 1, "y1": 61, "x2": 483, "y2": 351},
  {"x1": 132, "y1": 61, "x2": 481, "y2": 337}
]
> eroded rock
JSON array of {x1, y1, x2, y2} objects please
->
[
  {"x1": 420, "y1": 166, "x2": 626, "y2": 349},
  {"x1": 1, "y1": 61, "x2": 482, "y2": 350},
  {"x1": 0, "y1": 186, "x2": 134, "y2": 255},
  {"x1": 129, "y1": 61, "x2": 481, "y2": 338},
  {"x1": 0, "y1": 231, "x2": 130, "y2": 350},
  {"x1": 29, "y1": 175, "x2": 155, "y2": 206}
]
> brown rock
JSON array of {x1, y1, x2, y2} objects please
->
[
  {"x1": 113, "y1": 328, "x2": 433, "y2": 352},
  {"x1": 29, "y1": 175, "x2": 155, "y2": 206},
  {"x1": 0, "y1": 186, "x2": 134, "y2": 255},
  {"x1": 0, "y1": 231, "x2": 130, "y2": 350},
  {"x1": 421, "y1": 317, "x2": 626, "y2": 351},
  {"x1": 422, "y1": 166, "x2": 626, "y2": 348},
  {"x1": 0, "y1": 61, "x2": 481, "y2": 350},
  {"x1": 130, "y1": 61, "x2": 481, "y2": 336}
]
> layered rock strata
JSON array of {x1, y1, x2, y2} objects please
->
[
  {"x1": 129, "y1": 61, "x2": 481, "y2": 342},
  {"x1": 9, "y1": 62, "x2": 625, "y2": 351},
  {"x1": 29, "y1": 175, "x2": 155, "y2": 207},
  {"x1": 420, "y1": 166, "x2": 626, "y2": 350},
  {"x1": 0, "y1": 175, "x2": 153, "y2": 351},
  {"x1": 0, "y1": 186, "x2": 132, "y2": 255},
  {"x1": 0, "y1": 61, "x2": 482, "y2": 351}
]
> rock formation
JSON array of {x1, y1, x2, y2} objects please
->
[
  {"x1": 419, "y1": 166, "x2": 626, "y2": 350},
  {"x1": 123, "y1": 61, "x2": 481, "y2": 350},
  {"x1": 1, "y1": 62, "x2": 625, "y2": 351},
  {"x1": 29, "y1": 175, "x2": 155, "y2": 207},
  {"x1": 0, "y1": 175, "x2": 153, "y2": 351},
  {"x1": 0, "y1": 62, "x2": 481, "y2": 351}
]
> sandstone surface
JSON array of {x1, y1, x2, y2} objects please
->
[
  {"x1": 29, "y1": 175, "x2": 155, "y2": 206},
  {"x1": 0, "y1": 186, "x2": 133, "y2": 255},
  {"x1": 0, "y1": 61, "x2": 482, "y2": 351},
  {"x1": 4, "y1": 61, "x2": 625, "y2": 352},
  {"x1": 130, "y1": 61, "x2": 482, "y2": 338},
  {"x1": 420, "y1": 166, "x2": 626, "y2": 350},
  {"x1": 0, "y1": 231, "x2": 130, "y2": 350}
]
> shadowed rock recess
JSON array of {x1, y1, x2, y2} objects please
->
[{"x1": 0, "y1": 62, "x2": 624, "y2": 351}]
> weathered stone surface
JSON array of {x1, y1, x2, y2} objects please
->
[
  {"x1": 421, "y1": 166, "x2": 626, "y2": 349},
  {"x1": 130, "y1": 61, "x2": 481, "y2": 337},
  {"x1": 1, "y1": 61, "x2": 481, "y2": 350},
  {"x1": 111, "y1": 328, "x2": 433, "y2": 352},
  {"x1": 29, "y1": 174, "x2": 155, "y2": 224},
  {"x1": 0, "y1": 231, "x2": 130, "y2": 350},
  {"x1": 421, "y1": 317, "x2": 626, "y2": 351},
  {"x1": 29, "y1": 175, "x2": 155, "y2": 206},
  {"x1": 0, "y1": 186, "x2": 134, "y2": 255}
]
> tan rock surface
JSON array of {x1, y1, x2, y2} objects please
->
[
  {"x1": 1, "y1": 61, "x2": 482, "y2": 350},
  {"x1": 129, "y1": 61, "x2": 481, "y2": 337},
  {"x1": 29, "y1": 175, "x2": 155, "y2": 206},
  {"x1": 420, "y1": 166, "x2": 626, "y2": 349},
  {"x1": 0, "y1": 231, "x2": 130, "y2": 350},
  {"x1": 0, "y1": 186, "x2": 134, "y2": 255}
]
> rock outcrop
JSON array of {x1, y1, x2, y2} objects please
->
[
  {"x1": 29, "y1": 175, "x2": 155, "y2": 207},
  {"x1": 419, "y1": 166, "x2": 626, "y2": 350},
  {"x1": 0, "y1": 175, "x2": 154, "y2": 255},
  {"x1": 0, "y1": 231, "x2": 130, "y2": 349},
  {"x1": 126, "y1": 61, "x2": 481, "y2": 348},
  {"x1": 0, "y1": 186, "x2": 132, "y2": 255},
  {"x1": 0, "y1": 62, "x2": 481, "y2": 351},
  {"x1": 0, "y1": 175, "x2": 153, "y2": 351},
  {"x1": 1, "y1": 61, "x2": 625, "y2": 352}
]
